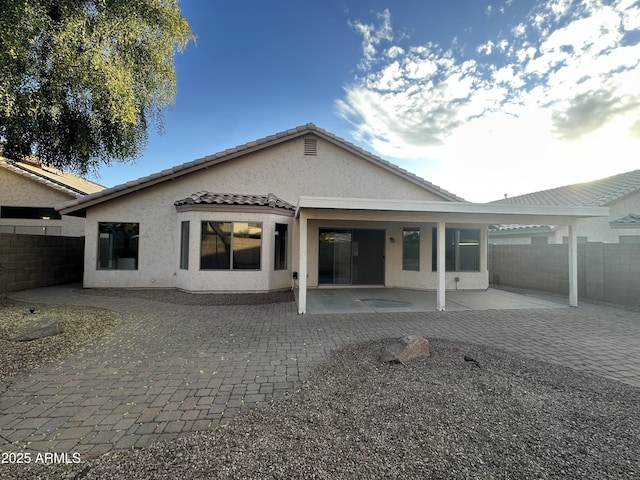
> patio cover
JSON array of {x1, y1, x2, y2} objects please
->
[{"x1": 295, "y1": 197, "x2": 609, "y2": 314}]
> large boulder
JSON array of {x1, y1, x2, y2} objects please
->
[
  {"x1": 381, "y1": 335, "x2": 430, "y2": 364},
  {"x1": 10, "y1": 318, "x2": 62, "y2": 342}
]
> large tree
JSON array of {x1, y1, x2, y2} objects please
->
[{"x1": 0, "y1": 0, "x2": 194, "y2": 174}]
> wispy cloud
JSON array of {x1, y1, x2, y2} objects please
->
[
  {"x1": 337, "y1": 0, "x2": 640, "y2": 201},
  {"x1": 349, "y1": 9, "x2": 393, "y2": 70}
]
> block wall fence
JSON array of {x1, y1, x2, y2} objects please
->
[
  {"x1": 489, "y1": 243, "x2": 640, "y2": 307},
  {"x1": 0, "y1": 233, "x2": 84, "y2": 292}
]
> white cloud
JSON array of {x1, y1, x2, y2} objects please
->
[
  {"x1": 622, "y1": 4, "x2": 640, "y2": 29},
  {"x1": 386, "y1": 45, "x2": 405, "y2": 59},
  {"x1": 337, "y1": 0, "x2": 640, "y2": 202},
  {"x1": 512, "y1": 23, "x2": 527, "y2": 37},
  {"x1": 349, "y1": 9, "x2": 393, "y2": 70},
  {"x1": 477, "y1": 40, "x2": 495, "y2": 55},
  {"x1": 404, "y1": 57, "x2": 438, "y2": 79}
]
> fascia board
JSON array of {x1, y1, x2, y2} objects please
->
[{"x1": 296, "y1": 196, "x2": 609, "y2": 224}]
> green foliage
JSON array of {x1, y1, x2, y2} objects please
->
[{"x1": 0, "y1": 0, "x2": 194, "y2": 174}]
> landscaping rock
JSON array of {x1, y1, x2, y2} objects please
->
[
  {"x1": 10, "y1": 317, "x2": 62, "y2": 342},
  {"x1": 381, "y1": 335, "x2": 430, "y2": 364}
]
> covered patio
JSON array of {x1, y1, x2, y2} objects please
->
[
  {"x1": 295, "y1": 197, "x2": 609, "y2": 314},
  {"x1": 297, "y1": 287, "x2": 568, "y2": 314}
]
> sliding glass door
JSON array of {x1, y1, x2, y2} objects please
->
[
  {"x1": 318, "y1": 229, "x2": 385, "y2": 285},
  {"x1": 319, "y1": 230, "x2": 352, "y2": 284}
]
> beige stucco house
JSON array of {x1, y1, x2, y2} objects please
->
[
  {"x1": 489, "y1": 170, "x2": 640, "y2": 245},
  {"x1": 0, "y1": 158, "x2": 104, "y2": 237},
  {"x1": 57, "y1": 124, "x2": 608, "y2": 312}
]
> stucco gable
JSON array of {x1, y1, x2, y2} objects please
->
[{"x1": 57, "y1": 124, "x2": 463, "y2": 217}]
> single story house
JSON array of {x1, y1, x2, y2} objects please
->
[
  {"x1": 489, "y1": 170, "x2": 640, "y2": 245},
  {"x1": 57, "y1": 124, "x2": 608, "y2": 312},
  {"x1": 0, "y1": 158, "x2": 104, "y2": 237}
]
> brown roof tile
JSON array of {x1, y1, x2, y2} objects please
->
[{"x1": 174, "y1": 192, "x2": 295, "y2": 211}]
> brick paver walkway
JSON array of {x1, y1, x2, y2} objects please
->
[{"x1": 1, "y1": 286, "x2": 639, "y2": 458}]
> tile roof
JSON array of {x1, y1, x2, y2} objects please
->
[
  {"x1": 57, "y1": 123, "x2": 464, "y2": 216},
  {"x1": 175, "y1": 192, "x2": 295, "y2": 211},
  {"x1": 491, "y1": 170, "x2": 640, "y2": 207},
  {"x1": 609, "y1": 213, "x2": 640, "y2": 228},
  {"x1": 1, "y1": 158, "x2": 105, "y2": 197},
  {"x1": 489, "y1": 224, "x2": 553, "y2": 232}
]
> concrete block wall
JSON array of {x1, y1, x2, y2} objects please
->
[
  {"x1": 602, "y1": 244, "x2": 640, "y2": 305},
  {"x1": 489, "y1": 243, "x2": 640, "y2": 307},
  {"x1": 0, "y1": 233, "x2": 84, "y2": 292},
  {"x1": 489, "y1": 244, "x2": 570, "y2": 294}
]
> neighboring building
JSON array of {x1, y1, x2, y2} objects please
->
[
  {"x1": 489, "y1": 170, "x2": 640, "y2": 245},
  {"x1": 0, "y1": 158, "x2": 105, "y2": 237},
  {"x1": 57, "y1": 124, "x2": 607, "y2": 312}
]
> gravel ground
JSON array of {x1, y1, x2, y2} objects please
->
[
  {"x1": 6, "y1": 338, "x2": 638, "y2": 480},
  {"x1": 74, "y1": 288, "x2": 295, "y2": 305},
  {"x1": 0, "y1": 298, "x2": 121, "y2": 384}
]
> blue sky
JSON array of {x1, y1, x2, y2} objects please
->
[{"x1": 89, "y1": 0, "x2": 640, "y2": 202}]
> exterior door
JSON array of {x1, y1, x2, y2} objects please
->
[
  {"x1": 352, "y1": 229, "x2": 385, "y2": 285},
  {"x1": 318, "y1": 230, "x2": 352, "y2": 284},
  {"x1": 318, "y1": 229, "x2": 384, "y2": 285}
]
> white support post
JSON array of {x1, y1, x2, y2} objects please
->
[
  {"x1": 437, "y1": 221, "x2": 446, "y2": 311},
  {"x1": 568, "y1": 222, "x2": 578, "y2": 307},
  {"x1": 297, "y1": 211, "x2": 308, "y2": 314},
  {"x1": 480, "y1": 224, "x2": 488, "y2": 273}
]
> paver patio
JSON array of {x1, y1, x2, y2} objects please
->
[{"x1": 1, "y1": 285, "x2": 639, "y2": 458}]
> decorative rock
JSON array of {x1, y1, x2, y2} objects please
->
[
  {"x1": 381, "y1": 335, "x2": 430, "y2": 364},
  {"x1": 9, "y1": 318, "x2": 62, "y2": 342}
]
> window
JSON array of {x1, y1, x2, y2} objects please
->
[
  {"x1": 1, "y1": 206, "x2": 61, "y2": 220},
  {"x1": 201, "y1": 221, "x2": 262, "y2": 270},
  {"x1": 402, "y1": 227, "x2": 420, "y2": 271},
  {"x1": 274, "y1": 223, "x2": 288, "y2": 270},
  {"x1": 531, "y1": 236, "x2": 548, "y2": 245},
  {"x1": 98, "y1": 223, "x2": 139, "y2": 270},
  {"x1": 432, "y1": 228, "x2": 480, "y2": 272},
  {"x1": 180, "y1": 221, "x2": 189, "y2": 270}
]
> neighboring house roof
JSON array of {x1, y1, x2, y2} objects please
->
[
  {"x1": 489, "y1": 170, "x2": 640, "y2": 233},
  {"x1": 491, "y1": 169, "x2": 640, "y2": 207},
  {"x1": 610, "y1": 213, "x2": 640, "y2": 229},
  {"x1": 175, "y1": 191, "x2": 296, "y2": 212},
  {"x1": 0, "y1": 158, "x2": 105, "y2": 198},
  {"x1": 57, "y1": 123, "x2": 464, "y2": 217}
]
